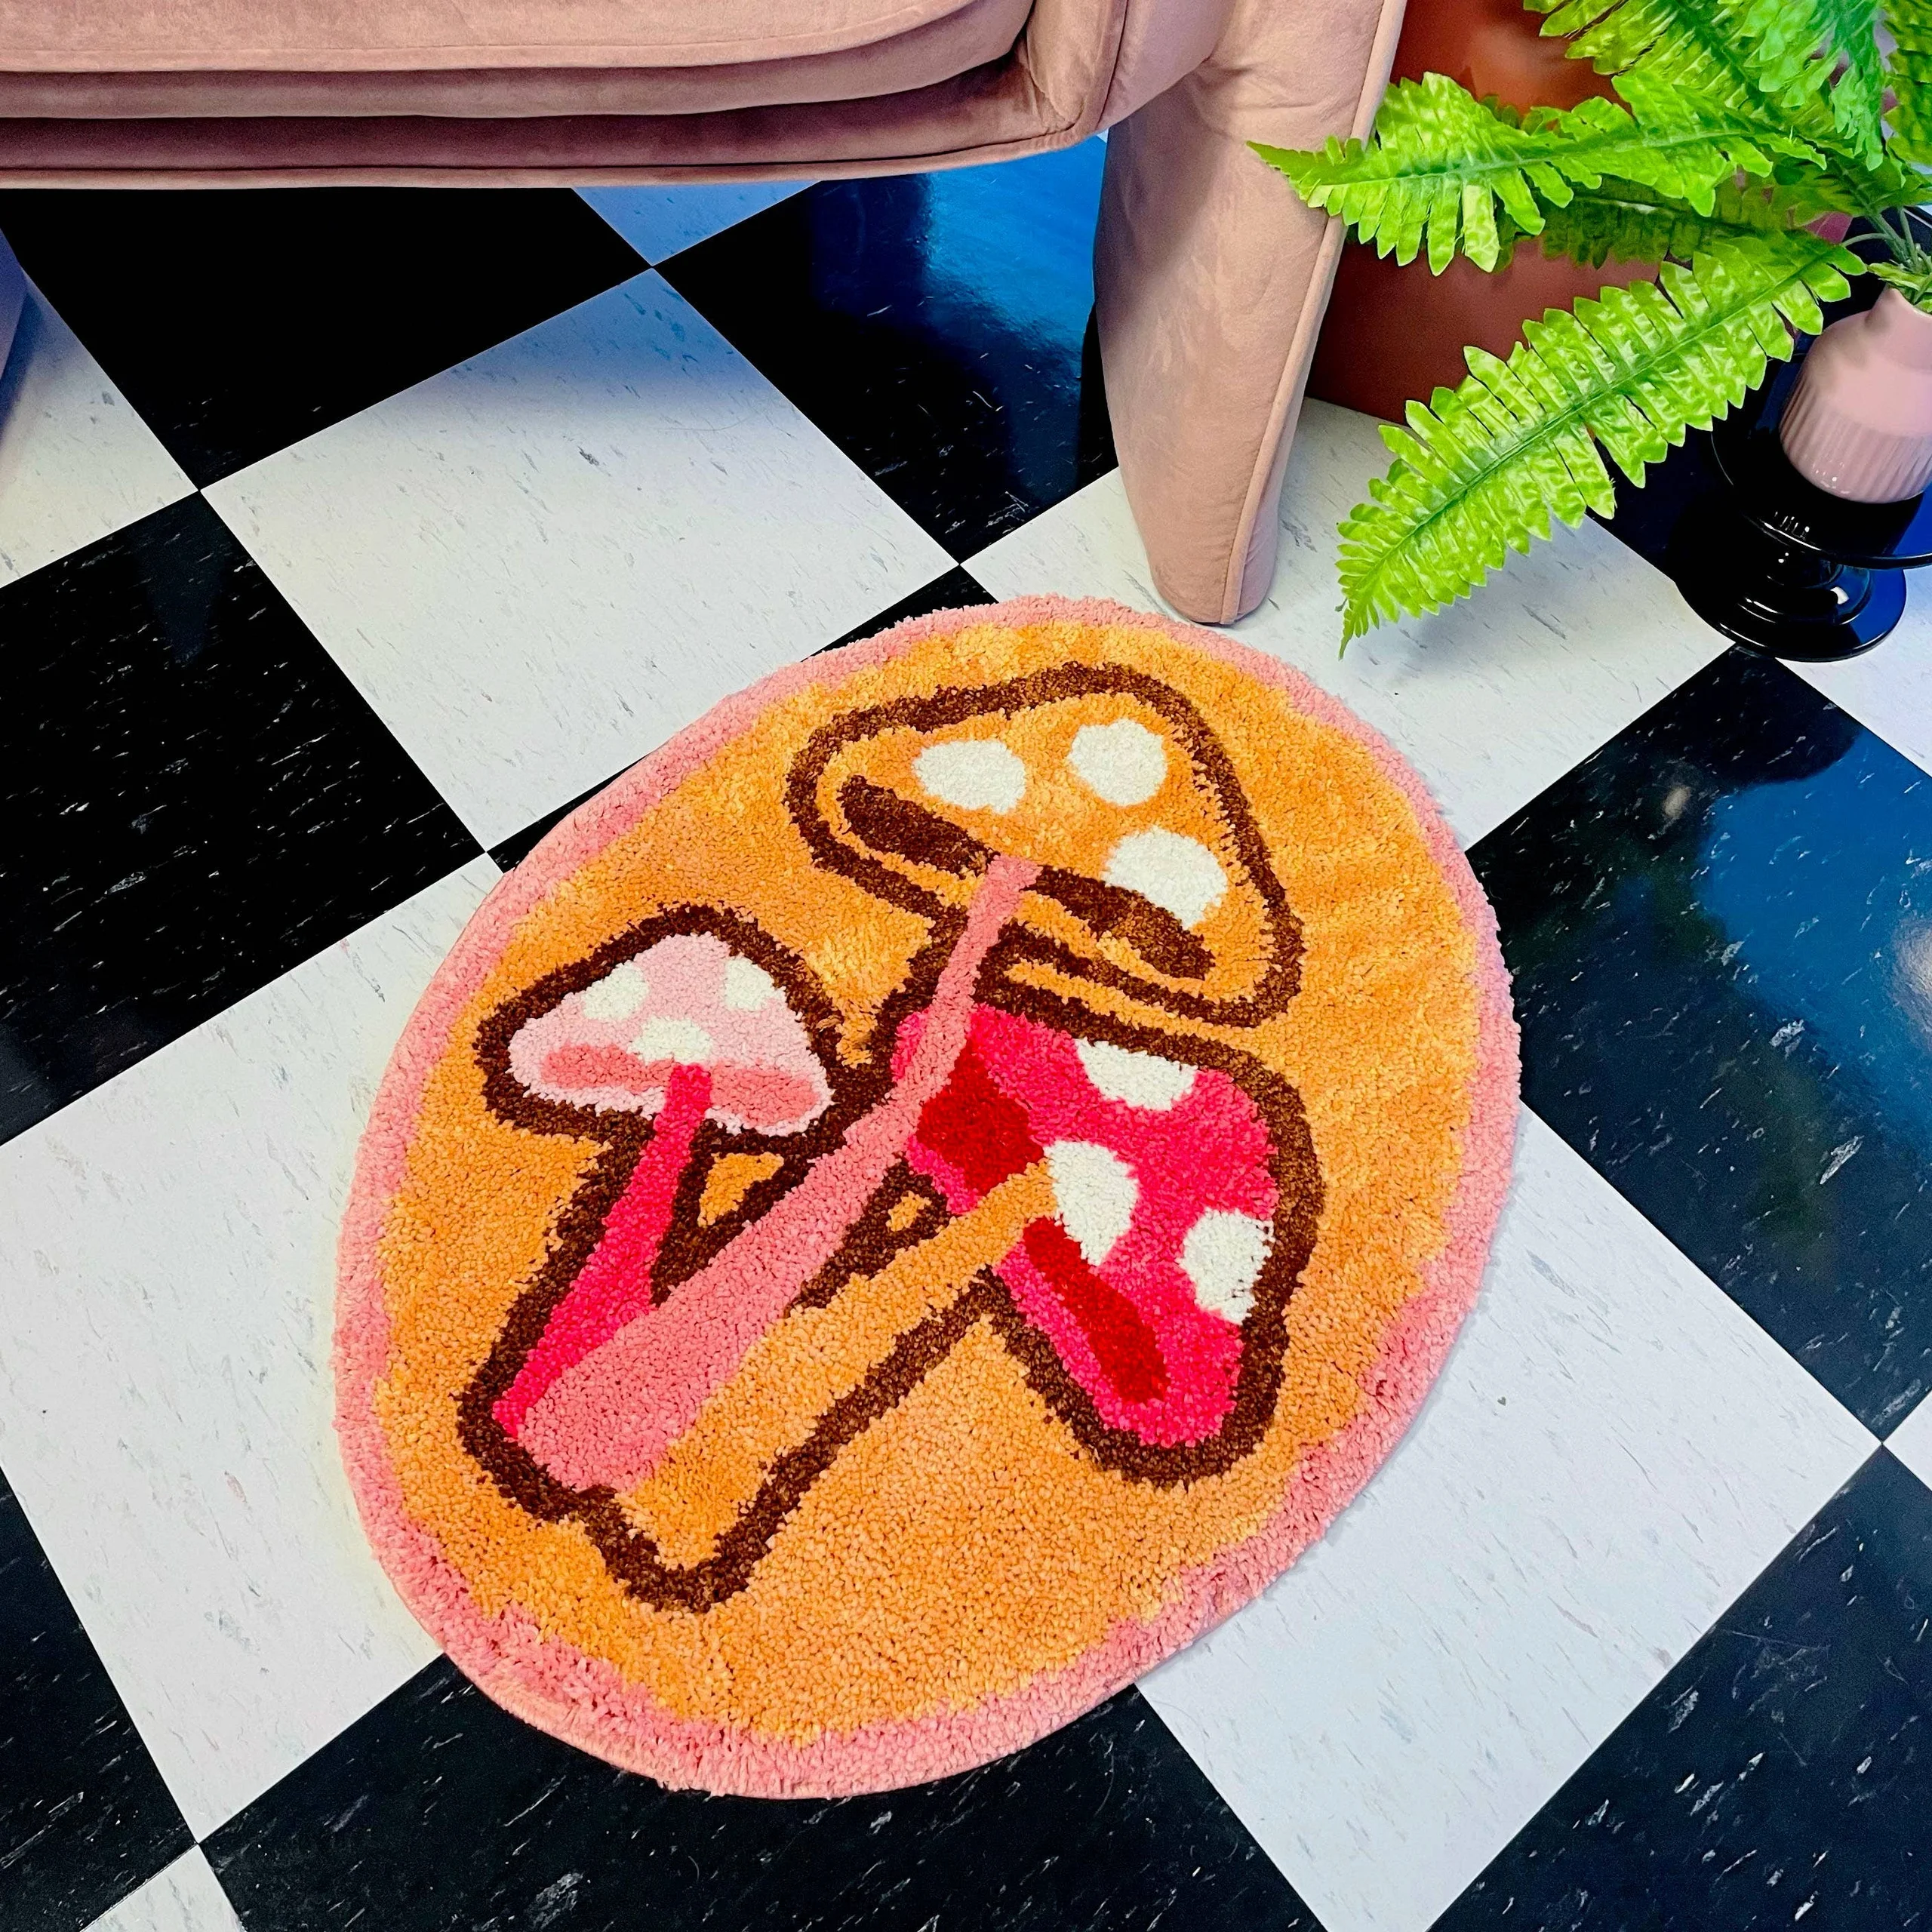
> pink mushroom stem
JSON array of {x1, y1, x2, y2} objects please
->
[
  {"x1": 515, "y1": 853, "x2": 1043, "y2": 1491},
  {"x1": 493, "y1": 1060, "x2": 714, "y2": 1435}
]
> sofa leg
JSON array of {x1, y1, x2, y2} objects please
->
[{"x1": 1093, "y1": 0, "x2": 1406, "y2": 626}]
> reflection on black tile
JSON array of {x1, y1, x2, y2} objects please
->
[
  {"x1": 819, "y1": 565, "x2": 996, "y2": 651},
  {"x1": 663, "y1": 143, "x2": 1115, "y2": 558},
  {"x1": 0, "y1": 497, "x2": 478, "y2": 1143},
  {"x1": 0, "y1": 189, "x2": 644, "y2": 485},
  {"x1": 0, "y1": 1465, "x2": 192, "y2": 1932},
  {"x1": 206, "y1": 1665, "x2": 1318, "y2": 1932},
  {"x1": 1471, "y1": 651, "x2": 1932, "y2": 1432},
  {"x1": 1440, "y1": 1450, "x2": 1932, "y2": 1932}
]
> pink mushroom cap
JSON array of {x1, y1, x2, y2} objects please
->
[{"x1": 507, "y1": 933, "x2": 829, "y2": 1133}]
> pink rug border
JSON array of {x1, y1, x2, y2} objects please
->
[{"x1": 334, "y1": 594, "x2": 1520, "y2": 1797}]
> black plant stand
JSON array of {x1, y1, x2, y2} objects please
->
[{"x1": 1665, "y1": 355, "x2": 1932, "y2": 661}]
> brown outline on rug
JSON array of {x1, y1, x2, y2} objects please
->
[
  {"x1": 784, "y1": 663, "x2": 1304, "y2": 1026},
  {"x1": 455, "y1": 669, "x2": 1323, "y2": 1612}
]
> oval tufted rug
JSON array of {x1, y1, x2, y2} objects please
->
[{"x1": 335, "y1": 595, "x2": 1518, "y2": 1797}]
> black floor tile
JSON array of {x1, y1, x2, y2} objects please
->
[
  {"x1": 1438, "y1": 1449, "x2": 1932, "y2": 1932},
  {"x1": 661, "y1": 142, "x2": 1115, "y2": 559},
  {"x1": 818, "y1": 565, "x2": 995, "y2": 651},
  {"x1": 1470, "y1": 650, "x2": 1932, "y2": 1432},
  {"x1": 1597, "y1": 414, "x2": 1731, "y2": 580},
  {"x1": 205, "y1": 1666, "x2": 1318, "y2": 1932},
  {"x1": 491, "y1": 568, "x2": 999, "y2": 872},
  {"x1": 0, "y1": 189, "x2": 645, "y2": 485},
  {"x1": 0, "y1": 1465, "x2": 192, "y2": 1932},
  {"x1": 0, "y1": 495, "x2": 478, "y2": 1144},
  {"x1": 487, "y1": 774, "x2": 619, "y2": 877}
]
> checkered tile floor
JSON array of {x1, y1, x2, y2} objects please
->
[{"x1": 2, "y1": 143, "x2": 1929, "y2": 1932}]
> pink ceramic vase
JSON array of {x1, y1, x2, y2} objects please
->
[{"x1": 1779, "y1": 287, "x2": 1932, "y2": 503}]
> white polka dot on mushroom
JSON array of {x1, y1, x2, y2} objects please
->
[
  {"x1": 1044, "y1": 1140, "x2": 1138, "y2": 1269},
  {"x1": 1103, "y1": 829, "x2": 1226, "y2": 928},
  {"x1": 577, "y1": 960, "x2": 651, "y2": 1022},
  {"x1": 1075, "y1": 1038, "x2": 1197, "y2": 1111},
  {"x1": 913, "y1": 738, "x2": 1028, "y2": 813},
  {"x1": 1180, "y1": 1210, "x2": 1272, "y2": 1323},
  {"x1": 1068, "y1": 718, "x2": 1168, "y2": 805},
  {"x1": 721, "y1": 956, "x2": 780, "y2": 1010},
  {"x1": 630, "y1": 1016, "x2": 715, "y2": 1063}
]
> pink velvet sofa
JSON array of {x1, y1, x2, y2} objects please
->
[{"x1": 0, "y1": 0, "x2": 1404, "y2": 623}]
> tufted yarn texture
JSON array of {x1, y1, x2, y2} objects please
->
[{"x1": 335, "y1": 595, "x2": 1518, "y2": 1796}]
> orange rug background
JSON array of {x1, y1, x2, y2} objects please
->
[{"x1": 335, "y1": 596, "x2": 1518, "y2": 1795}]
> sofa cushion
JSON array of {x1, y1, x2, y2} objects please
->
[
  {"x1": 0, "y1": 0, "x2": 1032, "y2": 116},
  {"x1": 0, "y1": 0, "x2": 1004, "y2": 72}
]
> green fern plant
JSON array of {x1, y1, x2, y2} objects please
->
[{"x1": 1254, "y1": 0, "x2": 1932, "y2": 642}]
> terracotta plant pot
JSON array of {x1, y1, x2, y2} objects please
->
[
  {"x1": 1307, "y1": 0, "x2": 1647, "y2": 422},
  {"x1": 1778, "y1": 288, "x2": 1932, "y2": 503}
]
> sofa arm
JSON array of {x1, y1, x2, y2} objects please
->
[{"x1": 1094, "y1": 0, "x2": 1407, "y2": 623}]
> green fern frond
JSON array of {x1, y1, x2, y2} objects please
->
[
  {"x1": 1531, "y1": 0, "x2": 1883, "y2": 166},
  {"x1": 1607, "y1": 69, "x2": 1833, "y2": 192},
  {"x1": 1741, "y1": 0, "x2": 1882, "y2": 162},
  {"x1": 1531, "y1": 0, "x2": 1817, "y2": 128},
  {"x1": 1887, "y1": 0, "x2": 1932, "y2": 166},
  {"x1": 1534, "y1": 170, "x2": 1850, "y2": 266},
  {"x1": 1337, "y1": 232, "x2": 1855, "y2": 640},
  {"x1": 1746, "y1": 0, "x2": 1878, "y2": 162},
  {"x1": 1254, "y1": 70, "x2": 1811, "y2": 274},
  {"x1": 1871, "y1": 257, "x2": 1932, "y2": 306}
]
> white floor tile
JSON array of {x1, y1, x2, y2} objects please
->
[
  {"x1": 1139, "y1": 1109, "x2": 1874, "y2": 1932},
  {"x1": 1887, "y1": 1392, "x2": 1932, "y2": 1494},
  {"x1": 579, "y1": 181, "x2": 810, "y2": 263},
  {"x1": 1792, "y1": 608, "x2": 1932, "y2": 780},
  {"x1": 83, "y1": 1851, "x2": 242, "y2": 1932},
  {"x1": 0, "y1": 858, "x2": 497, "y2": 1837},
  {"x1": 208, "y1": 271, "x2": 950, "y2": 849},
  {"x1": 969, "y1": 405, "x2": 1727, "y2": 845},
  {"x1": 0, "y1": 275, "x2": 192, "y2": 588}
]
